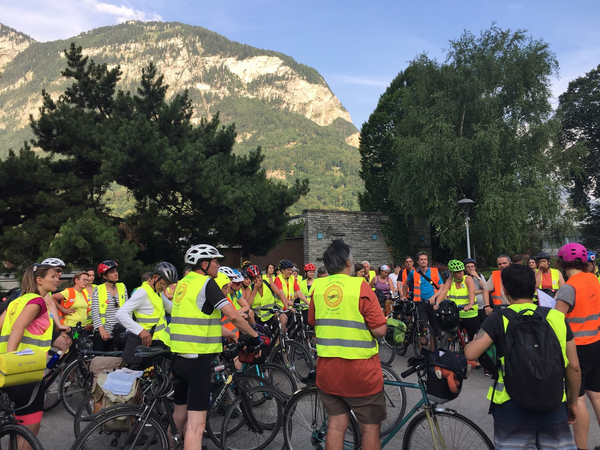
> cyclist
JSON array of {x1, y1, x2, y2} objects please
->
[
  {"x1": 116, "y1": 262, "x2": 177, "y2": 363},
  {"x1": 170, "y1": 244, "x2": 261, "y2": 450},
  {"x1": 317, "y1": 267, "x2": 329, "y2": 278},
  {"x1": 464, "y1": 258, "x2": 487, "y2": 325},
  {"x1": 52, "y1": 271, "x2": 91, "y2": 329},
  {"x1": 370, "y1": 264, "x2": 394, "y2": 303},
  {"x1": 354, "y1": 263, "x2": 366, "y2": 279},
  {"x1": 402, "y1": 252, "x2": 442, "y2": 338},
  {"x1": 437, "y1": 260, "x2": 479, "y2": 341},
  {"x1": 275, "y1": 259, "x2": 308, "y2": 306},
  {"x1": 263, "y1": 263, "x2": 277, "y2": 284},
  {"x1": 309, "y1": 240, "x2": 387, "y2": 450},
  {"x1": 465, "y1": 264, "x2": 580, "y2": 450},
  {"x1": 535, "y1": 252, "x2": 564, "y2": 298},
  {"x1": 527, "y1": 257, "x2": 538, "y2": 271},
  {"x1": 40, "y1": 257, "x2": 72, "y2": 353},
  {"x1": 482, "y1": 254, "x2": 511, "y2": 314},
  {"x1": 398, "y1": 256, "x2": 415, "y2": 300},
  {"x1": 555, "y1": 243, "x2": 600, "y2": 450},
  {"x1": 91, "y1": 260, "x2": 128, "y2": 351},
  {"x1": 218, "y1": 266, "x2": 253, "y2": 340},
  {"x1": 389, "y1": 263, "x2": 401, "y2": 296},
  {"x1": 0, "y1": 263, "x2": 57, "y2": 437},
  {"x1": 246, "y1": 264, "x2": 289, "y2": 327}
]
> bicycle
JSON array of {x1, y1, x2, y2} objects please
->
[
  {"x1": 283, "y1": 356, "x2": 493, "y2": 450},
  {"x1": 0, "y1": 387, "x2": 44, "y2": 450},
  {"x1": 287, "y1": 303, "x2": 317, "y2": 363},
  {"x1": 392, "y1": 299, "x2": 438, "y2": 358}
]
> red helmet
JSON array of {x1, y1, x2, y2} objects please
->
[
  {"x1": 97, "y1": 260, "x2": 118, "y2": 275},
  {"x1": 304, "y1": 263, "x2": 316, "y2": 271},
  {"x1": 246, "y1": 264, "x2": 261, "y2": 278}
]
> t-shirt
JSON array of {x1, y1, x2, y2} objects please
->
[
  {"x1": 555, "y1": 284, "x2": 575, "y2": 313},
  {"x1": 389, "y1": 272, "x2": 398, "y2": 288},
  {"x1": 60, "y1": 288, "x2": 89, "y2": 327},
  {"x1": 198, "y1": 278, "x2": 229, "y2": 315},
  {"x1": 273, "y1": 276, "x2": 300, "y2": 294},
  {"x1": 25, "y1": 297, "x2": 50, "y2": 337},
  {"x1": 308, "y1": 281, "x2": 387, "y2": 397},
  {"x1": 405, "y1": 268, "x2": 443, "y2": 300}
]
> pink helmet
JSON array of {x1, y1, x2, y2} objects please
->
[{"x1": 558, "y1": 243, "x2": 587, "y2": 262}]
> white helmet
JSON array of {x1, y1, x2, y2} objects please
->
[
  {"x1": 41, "y1": 257, "x2": 66, "y2": 267},
  {"x1": 184, "y1": 244, "x2": 224, "y2": 265},
  {"x1": 218, "y1": 266, "x2": 237, "y2": 279},
  {"x1": 231, "y1": 269, "x2": 244, "y2": 283}
]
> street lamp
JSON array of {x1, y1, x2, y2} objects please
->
[{"x1": 458, "y1": 198, "x2": 475, "y2": 259}]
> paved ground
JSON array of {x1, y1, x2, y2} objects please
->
[{"x1": 39, "y1": 351, "x2": 600, "y2": 449}]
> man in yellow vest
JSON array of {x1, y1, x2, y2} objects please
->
[
  {"x1": 170, "y1": 244, "x2": 261, "y2": 450},
  {"x1": 116, "y1": 262, "x2": 178, "y2": 365},
  {"x1": 465, "y1": 264, "x2": 580, "y2": 449},
  {"x1": 309, "y1": 240, "x2": 387, "y2": 450}
]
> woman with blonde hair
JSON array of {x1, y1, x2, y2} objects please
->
[
  {"x1": 52, "y1": 271, "x2": 91, "y2": 330},
  {"x1": 0, "y1": 263, "x2": 58, "y2": 437}
]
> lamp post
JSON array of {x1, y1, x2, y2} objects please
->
[{"x1": 458, "y1": 199, "x2": 475, "y2": 259}]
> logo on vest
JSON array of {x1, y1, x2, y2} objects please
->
[
  {"x1": 323, "y1": 285, "x2": 343, "y2": 308},
  {"x1": 174, "y1": 283, "x2": 188, "y2": 304}
]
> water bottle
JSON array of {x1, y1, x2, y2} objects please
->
[{"x1": 46, "y1": 350, "x2": 63, "y2": 369}]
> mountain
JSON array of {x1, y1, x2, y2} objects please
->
[{"x1": 0, "y1": 21, "x2": 362, "y2": 213}]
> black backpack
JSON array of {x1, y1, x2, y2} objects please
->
[{"x1": 500, "y1": 307, "x2": 565, "y2": 412}]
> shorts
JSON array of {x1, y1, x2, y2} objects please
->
[
  {"x1": 576, "y1": 339, "x2": 600, "y2": 396},
  {"x1": 172, "y1": 354, "x2": 214, "y2": 411},
  {"x1": 4, "y1": 380, "x2": 45, "y2": 417},
  {"x1": 317, "y1": 388, "x2": 386, "y2": 424},
  {"x1": 493, "y1": 400, "x2": 575, "y2": 450}
]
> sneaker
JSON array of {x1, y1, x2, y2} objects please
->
[{"x1": 484, "y1": 370, "x2": 492, "y2": 377}]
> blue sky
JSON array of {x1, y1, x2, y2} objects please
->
[{"x1": 3, "y1": 0, "x2": 599, "y2": 128}]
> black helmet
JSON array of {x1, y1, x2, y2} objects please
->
[
  {"x1": 153, "y1": 262, "x2": 178, "y2": 284},
  {"x1": 278, "y1": 259, "x2": 294, "y2": 270},
  {"x1": 536, "y1": 252, "x2": 551, "y2": 261},
  {"x1": 435, "y1": 300, "x2": 460, "y2": 331},
  {"x1": 463, "y1": 258, "x2": 476, "y2": 265}
]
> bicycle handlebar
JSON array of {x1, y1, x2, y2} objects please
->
[{"x1": 401, "y1": 361, "x2": 427, "y2": 378}]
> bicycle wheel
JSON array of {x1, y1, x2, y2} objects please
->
[
  {"x1": 283, "y1": 387, "x2": 360, "y2": 450},
  {"x1": 402, "y1": 409, "x2": 493, "y2": 450},
  {"x1": 43, "y1": 369, "x2": 62, "y2": 412},
  {"x1": 221, "y1": 385, "x2": 285, "y2": 450},
  {"x1": 73, "y1": 391, "x2": 96, "y2": 438},
  {"x1": 71, "y1": 405, "x2": 168, "y2": 450},
  {"x1": 251, "y1": 362, "x2": 298, "y2": 398},
  {"x1": 377, "y1": 337, "x2": 396, "y2": 365},
  {"x1": 269, "y1": 340, "x2": 315, "y2": 382},
  {"x1": 0, "y1": 422, "x2": 44, "y2": 450},
  {"x1": 412, "y1": 322, "x2": 437, "y2": 358},
  {"x1": 59, "y1": 358, "x2": 92, "y2": 417},
  {"x1": 380, "y1": 365, "x2": 406, "y2": 437}
]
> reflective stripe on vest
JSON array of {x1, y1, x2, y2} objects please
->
[
  {"x1": 564, "y1": 272, "x2": 600, "y2": 345},
  {"x1": 491, "y1": 271, "x2": 503, "y2": 305},
  {"x1": 251, "y1": 283, "x2": 282, "y2": 321},
  {"x1": 447, "y1": 279, "x2": 478, "y2": 318},
  {"x1": 169, "y1": 272, "x2": 222, "y2": 354},
  {"x1": 97, "y1": 283, "x2": 126, "y2": 324},
  {"x1": 487, "y1": 304, "x2": 568, "y2": 404},
  {"x1": 413, "y1": 268, "x2": 439, "y2": 302},
  {"x1": 134, "y1": 283, "x2": 170, "y2": 346},
  {"x1": 222, "y1": 296, "x2": 240, "y2": 338},
  {"x1": 538, "y1": 268, "x2": 560, "y2": 290},
  {"x1": 276, "y1": 274, "x2": 295, "y2": 302},
  {"x1": 312, "y1": 274, "x2": 378, "y2": 359},
  {"x1": 0, "y1": 293, "x2": 53, "y2": 353}
]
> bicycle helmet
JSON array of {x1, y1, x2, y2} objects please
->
[
  {"x1": 231, "y1": 269, "x2": 244, "y2": 283},
  {"x1": 278, "y1": 259, "x2": 294, "y2": 270},
  {"x1": 558, "y1": 243, "x2": 587, "y2": 262},
  {"x1": 153, "y1": 262, "x2": 178, "y2": 284},
  {"x1": 246, "y1": 264, "x2": 261, "y2": 278},
  {"x1": 463, "y1": 258, "x2": 475, "y2": 265},
  {"x1": 304, "y1": 263, "x2": 316, "y2": 271},
  {"x1": 447, "y1": 260, "x2": 465, "y2": 272},
  {"x1": 41, "y1": 257, "x2": 66, "y2": 267},
  {"x1": 436, "y1": 300, "x2": 460, "y2": 331},
  {"x1": 535, "y1": 252, "x2": 551, "y2": 261},
  {"x1": 241, "y1": 261, "x2": 252, "y2": 270},
  {"x1": 184, "y1": 244, "x2": 223, "y2": 265},
  {"x1": 219, "y1": 266, "x2": 237, "y2": 279},
  {"x1": 97, "y1": 260, "x2": 118, "y2": 275},
  {"x1": 384, "y1": 318, "x2": 407, "y2": 347},
  {"x1": 588, "y1": 251, "x2": 597, "y2": 262}
]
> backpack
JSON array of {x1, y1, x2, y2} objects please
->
[
  {"x1": 500, "y1": 307, "x2": 565, "y2": 412},
  {"x1": 0, "y1": 288, "x2": 21, "y2": 315}
]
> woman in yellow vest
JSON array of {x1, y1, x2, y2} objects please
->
[
  {"x1": 52, "y1": 271, "x2": 90, "y2": 329},
  {"x1": 262, "y1": 263, "x2": 276, "y2": 284},
  {"x1": 246, "y1": 265, "x2": 287, "y2": 325},
  {"x1": 0, "y1": 263, "x2": 57, "y2": 437},
  {"x1": 535, "y1": 252, "x2": 564, "y2": 298},
  {"x1": 299, "y1": 263, "x2": 316, "y2": 298},
  {"x1": 438, "y1": 260, "x2": 479, "y2": 341}
]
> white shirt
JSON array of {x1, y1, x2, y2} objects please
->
[
  {"x1": 115, "y1": 285, "x2": 173, "y2": 336},
  {"x1": 389, "y1": 273, "x2": 399, "y2": 289}
]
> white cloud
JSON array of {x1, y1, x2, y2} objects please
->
[
  {"x1": 328, "y1": 74, "x2": 390, "y2": 88},
  {"x1": 0, "y1": 0, "x2": 162, "y2": 42}
]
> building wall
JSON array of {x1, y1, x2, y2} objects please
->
[{"x1": 303, "y1": 209, "x2": 392, "y2": 269}]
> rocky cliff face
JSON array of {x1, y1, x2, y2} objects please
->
[{"x1": 0, "y1": 24, "x2": 34, "y2": 72}]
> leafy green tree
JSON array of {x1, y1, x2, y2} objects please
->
[{"x1": 359, "y1": 26, "x2": 570, "y2": 263}]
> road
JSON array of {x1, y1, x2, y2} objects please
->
[{"x1": 39, "y1": 351, "x2": 600, "y2": 449}]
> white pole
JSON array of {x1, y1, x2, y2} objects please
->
[{"x1": 466, "y1": 214, "x2": 471, "y2": 259}]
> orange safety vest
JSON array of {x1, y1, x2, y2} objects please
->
[
  {"x1": 564, "y1": 272, "x2": 600, "y2": 346},
  {"x1": 413, "y1": 268, "x2": 440, "y2": 302},
  {"x1": 221, "y1": 296, "x2": 240, "y2": 339},
  {"x1": 60, "y1": 288, "x2": 90, "y2": 325},
  {"x1": 491, "y1": 271, "x2": 503, "y2": 306}
]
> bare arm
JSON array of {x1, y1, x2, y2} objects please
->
[
  {"x1": 483, "y1": 288, "x2": 492, "y2": 315},
  {"x1": 294, "y1": 290, "x2": 308, "y2": 305},
  {"x1": 370, "y1": 324, "x2": 387, "y2": 338},
  {"x1": 565, "y1": 339, "x2": 581, "y2": 424},
  {"x1": 465, "y1": 276, "x2": 476, "y2": 310},
  {"x1": 555, "y1": 299, "x2": 570, "y2": 315},
  {"x1": 464, "y1": 328, "x2": 494, "y2": 361},
  {"x1": 7, "y1": 304, "x2": 41, "y2": 352},
  {"x1": 435, "y1": 278, "x2": 452, "y2": 305}
]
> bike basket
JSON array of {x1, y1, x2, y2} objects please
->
[
  {"x1": 435, "y1": 301, "x2": 460, "y2": 331},
  {"x1": 0, "y1": 350, "x2": 46, "y2": 387},
  {"x1": 425, "y1": 349, "x2": 468, "y2": 404}
]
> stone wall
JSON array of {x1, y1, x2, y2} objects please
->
[{"x1": 303, "y1": 209, "x2": 392, "y2": 269}]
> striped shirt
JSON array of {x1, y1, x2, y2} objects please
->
[{"x1": 91, "y1": 286, "x2": 129, "y2": 336}]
